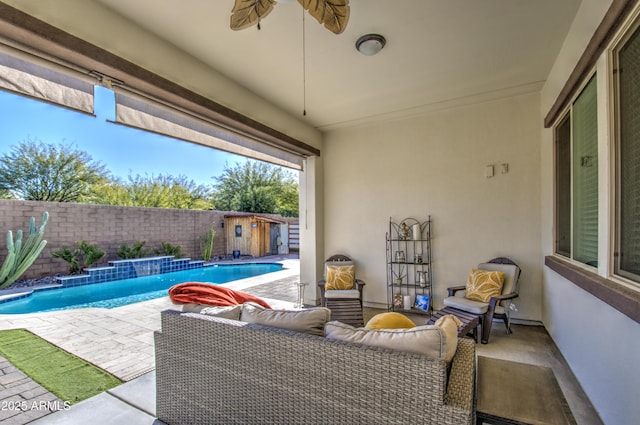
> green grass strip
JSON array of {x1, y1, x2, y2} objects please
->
[{"x1": 0, "y1": 329, "x2": 122, "y2": 404}]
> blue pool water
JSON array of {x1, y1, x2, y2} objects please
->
[{"x1": 0, "y1": 263, "x2": 283, "y2": 314}]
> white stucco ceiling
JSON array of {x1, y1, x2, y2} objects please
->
[{"x1": 94, "y1": 0, "x2": 582, "y2": 130}]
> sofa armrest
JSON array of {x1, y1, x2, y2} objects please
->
[
  {"x1": 317, "y1": 280, "x2": 327, "y2": 306},
  {"x1": 356, "y1": 278, "x2": 365, "y2": 299},
  {"x1": 445, "y1": 337, "x2": 476, "y2": 413},
  {"x1": 447, "y1": 285, "x2": 466, "y2": 297},
  {"x1": 489, "y1": 292, "x2": 518, "y2": 309}
]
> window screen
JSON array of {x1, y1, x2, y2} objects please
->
[
  {"x1": 572, "y1": 76, "x2": 598, "y2": 266},
  {"x1": 0, "y1": 5, "x2": 318, "y2": 174},
  {"x1": 617, "y1": 24, "x2": 640, "y2": 281},
  {"x1": 113, "y1": 89, "x2": 305, "y2": 170},
  {"x1": 553, "y1": 75, "x2": 598, "y2": 267},
  {"x1": 0, "y1": 44, "x2": 94, "y2": 114}
]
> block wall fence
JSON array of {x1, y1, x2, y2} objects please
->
[{"x1": 0, "y1": 200, "x2": 297, "y2": 279}]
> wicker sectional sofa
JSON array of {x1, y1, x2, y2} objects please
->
[{"x1": 154, "y1": 309, "x2": 476, "y2": 425}]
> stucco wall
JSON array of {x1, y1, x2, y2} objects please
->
[
  {"x1": 322, "y1": 91, "x2": 542, "y2": 321},
  {"x1": 540, "y1": 1, "x2": 640, "y2": 424}
]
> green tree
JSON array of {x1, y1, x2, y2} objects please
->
[
  {"x1": 84, "y1": 179, "x2": 130, "y2": 206},
  {"x1": 278, "y1": 179, "x2": 299, "y2": 218},
  {"x1": 0, "y1": 139, "x2": 108, "y2": 202},
  {"x1": 212, "y1": 160, "x2": 298, "y2": 216},
  {"x1": 86, "y1": 173, "x2": 214, "y2": 210}
]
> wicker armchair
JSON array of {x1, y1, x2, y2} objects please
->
[
  {"x1": 317, "y1": 254, "x2": 365, "y2": 326},
  {"x1": 443, "y1": 257, "x2": 522, "y2": 344}
]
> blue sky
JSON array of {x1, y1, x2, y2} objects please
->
[{"x1": 0, "y1": 86, "x2": 246, "y2": 186}]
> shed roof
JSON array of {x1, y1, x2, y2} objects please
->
[{"x1": 223, "y1": 212, "x2": 285, "y2": 223}]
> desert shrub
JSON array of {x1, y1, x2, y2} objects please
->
[
  {"x1": 155, "y1": 242, "x2": 185, "y2": 258},
  {"x1": 117, "y1": 241, "x2": 148, "y2": 259},
  {"x1": 52, "y1": 241, "x2": 105, "y2": 274}
]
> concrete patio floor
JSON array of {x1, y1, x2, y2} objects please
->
[{"x1": 1, "y1": 255, "x2": 603, "y2": 424}]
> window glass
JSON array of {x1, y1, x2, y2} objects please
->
[
  {"x1": 555, "y1": 115, "x2": 571, "y2": 257},
  {"x1": 572, "y1": 76, "x2": 598, "y2": 266},
  {"x1": 554, "y1": 75, "x2": 598, "y2": 267},
  {"x1": 617, "y1": 25, "x2": 640, "y2": 281}
]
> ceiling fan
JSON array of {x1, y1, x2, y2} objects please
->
[{"x1": 230, "y1": 0, "x2": 350, "y2": 35}]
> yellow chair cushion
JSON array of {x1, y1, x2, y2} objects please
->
[
  {"x1": 465, "y1": 268, "x2": 505, "y2": 302},
  {"x1": 365, "y1": 312, "x2": 416, "y2": 330},
  {"x1": 325, "y1": 265, "x2": 355, "y2": 290}
]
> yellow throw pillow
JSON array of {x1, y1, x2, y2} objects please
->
[
  {"x1": 325, "y1": 265, "x2": 355, "y2": 290},
  {"x1": 365, "y1": 312, "x2": 416, "y2": 330},
  {"x1": 465, "y1": 269, "x2": 505, "y2": 302},
  {"x1": 434, "y1": 314, "x2": 462, "y2": 364}
]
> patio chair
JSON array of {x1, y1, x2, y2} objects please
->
[
  {"x1": 317, "y1": 254, "x2": 365, "y2": 327},
  {"x1": 443, "y1": 257, "x2": 521, "y2": 344}
]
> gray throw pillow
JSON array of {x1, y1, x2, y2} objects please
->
[
  {"x1": 240, "y1": 302, "x2": 331, "y2": 336},
  {"x1": 181, "y1": 303, "x2": 242, "y2": 320}
]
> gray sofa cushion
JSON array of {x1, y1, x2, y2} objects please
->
[
  {"x1": 325, "y1": 320, "x2": 446, "y2": 360},
  {"x1": 240, "y1": 302, "x2": 331, "y2": 336},
  {"x1": 181, "y1": 303, "x2": 242, "y2": 320}
]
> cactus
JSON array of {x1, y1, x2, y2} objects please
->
[
  {"x1": 0, "y1": 212, "x2": 49, "y2": 289},
  {"x1": 200, "y1": 223, "x2": 216, "y2": 262}
]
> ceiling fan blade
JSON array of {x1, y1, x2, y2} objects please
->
[
  {"x1": 298, "y1": 0, "x2": 349, "y2": 34},
  {"x1": 230, "y1": 0, "x2": 277, "y2": 31}
]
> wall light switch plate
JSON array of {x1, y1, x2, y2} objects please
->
[{"x1": 485, "y1": 165, "x2": 494, "y2": 178}]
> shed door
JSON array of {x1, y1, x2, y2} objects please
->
[{"x1": 270, "y1": 223, "x2": 280, "y2": 255}]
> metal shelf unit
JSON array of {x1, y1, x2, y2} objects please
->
[{"x1": 386, "y1": 216, "x2": 432, "y2": 315}]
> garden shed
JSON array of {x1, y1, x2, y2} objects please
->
[{"x1": 224, "y1": 213, "x2": 286, "y2": 258}]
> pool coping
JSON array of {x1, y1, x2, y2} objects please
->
[{"x1": 0, "y1": 287, "x2": 34, "y2": 302}]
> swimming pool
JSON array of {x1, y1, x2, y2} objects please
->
[{"x1": 0, "y1": 263, "x2": 283, "y2": 314}]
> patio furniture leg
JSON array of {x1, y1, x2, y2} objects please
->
[{"x1": 482, "y1": 310, "x2": 495, "y2": 344}]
